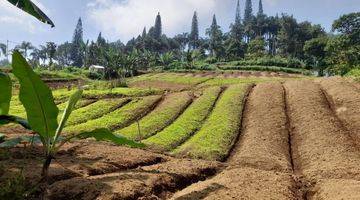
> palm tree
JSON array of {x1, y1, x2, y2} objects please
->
[
  {"x1": 46, "y1": 42, "x2": 57, "y2": 68},
  {"x1": 15, "y1": 41, "x2": 34, "y2": 59}
]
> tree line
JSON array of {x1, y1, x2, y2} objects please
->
[{"x1": 1, "y1": 0, "x2": 359, "y2": 77}]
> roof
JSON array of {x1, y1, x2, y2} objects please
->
[{"x1": 89, "y1": 65, "x2": 105, "y2": 69}]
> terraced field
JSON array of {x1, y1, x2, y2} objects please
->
[{"x1": 1, "y1": 73, "x2": 360, "y2": 199}]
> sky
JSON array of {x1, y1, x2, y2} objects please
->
[{"x1": 0, "y1": 0, "x2": 359, "y2": 51}]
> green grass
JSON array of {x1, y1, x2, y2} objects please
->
[
  {"x1": 82, "y1": 87, "x2": 162, "y2": 98},
  {"x1": 116, "y1": 92, "x2": 193, "y2": 140},
  {"x1": 64, "y1": 95, "x2": 162, "y2": 134},
  {"x1": 65, "y1": 98, "x2": 130, "y2": 126},
  {"x1": 172, "y1": 84, "x2": 250, "y2": 161},
  {"x1": 199, "y1": 77, "x2": 283, "y2": 87},
  {"x1": 143, "y1": 86, "x2": 222, "y2": 151},
  {"x1": 128, "y1": 73, "x2": 211, "y2": 85},
  {"x1": 218, "y1": 65, "x2": 309, "y2": 74}
]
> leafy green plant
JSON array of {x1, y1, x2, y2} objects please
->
[
  {"x1": 0, "y1": 52, "x2": 144, "y2": 197},
  {"x1": 6, "y1": 0, "x2": 55, "y2": 27}
]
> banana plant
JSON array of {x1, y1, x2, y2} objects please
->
[
  {"x1": 0, "y1": 52, "x2": 145, "y2": 196},
  {"x1": 6, "y1": 0, "x2": 55, "y2": 27}
]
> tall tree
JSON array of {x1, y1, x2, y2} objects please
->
[
  {"x1": 70, "y1": 17, "x2": 84, "y2": 67},
  {"x1": 206, "y1": 14, "x2": 224, "y2": 59},
  {"x1": 189, "y1": 11, "x2": 200, "y2": 50},
  {"x1": 46, "y1": 42, "x2": 57, "y2": 68},
  {"x1": 154, "y1": 12, "x2": 162, "y2": 39},
  {"x1": 56, "y1": 42, "x2": 72, "y2": 66},
  {"x1": 0, "y1": 43, "x2": 7, "y2": 57},
  {"x1": 15, "y1": 41, "x2": 34, "y2": 59},
  {"x1": 257, "y1": 0, "x2": 264, "y2": 16},
  {"x1": 142, "y1": 27, "x2": 147, "y2": 38},
  {"x1": 244, "y1": 0, "x2": 253, "y2": 23},
  {"x1": 235, "y1": 0, "x2": 241, "y2": 25}
]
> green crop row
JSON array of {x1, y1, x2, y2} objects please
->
[
  {"x1": 129, "y1": 73, "x2": 210, "y2": 85},
  {"x1": 218, "y1": 65, "x2": 309, "y2": 74},
  {"x1": 116, "y1": 92, "x2": 193, "y2": 140},
  {"x1": 143, "y1": 86, "x2": 222, "y2": 151},
  {"x1": 64, "y1": 95, "x2": 162, "y2": 134},
  {"x1": 65, "y1": 98, "x2": 130, "y2": 126},
  {"x1": 172, "y1": 84, "x2": 250, "y2": 161},
  {"x1": 82, "y1": 87, "x2": 162, "y2": 98},
  {"x1": 199, "y1": 77, "x2": 283, "y2": 87}
]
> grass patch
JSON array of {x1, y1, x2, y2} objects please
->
[
  {"x1": 143, "y1": 86, "x2": 222, "y2": 151},
  {"x1": 218, "y1": 65, "x2": 309, "y2": 74},
  {"x1": 82, "y1": 87, "x2": 162, "y2": 98},
  {"x1": 64, "y1": 95, "x2": 162, "y2": 134},
  {"x1": 199, "y1": 77, "x2": 283, "y2": 87},
  {"x1": 65, "y1": 98, "x2": 130, "y2": 126},
  {"x1": 128, "y1": 73, "x2": 211, "y2": 85},
  {"x1": 172, "y1": 84, "x2": 250, "y2": 161},
  {"x1": 116, "y1": 92, "x2": 193, "y2": 140}
]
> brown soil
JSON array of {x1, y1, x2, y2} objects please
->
[
  {"x1": 309, "y1": 179, "x2": 360, "y2": 200},
  {"x1": 319, "y1": 77, "x2": 360, "y2": 144},
  {"x1": 129, "y1": 80, "x2": 192, "y2": 91},
  {"x1": 171, "y1": 167, "x2": 296, "y2": 200},
  {"x1": 228, "y1": 82, "x2": 292, "y2": 173},
  {"x1": 0, "y1": 140, "x2": 223, "y2": 200},
  {"x1": 284, "y1": 80, "x2": 360, "y2": 182}
]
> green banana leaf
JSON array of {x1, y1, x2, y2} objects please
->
[
  {"x1": 0, "y1": 115, "x2": 31, "y2": 129},
  {"x1": 78, "y1": 128, "x2": 146, "y2": 148},
  {"x1": 0, "y1": 72, "x2": 12, "y2": 115},
  {"x1": 11, "y1": 51, "x2": 59, "y2": 143},
  {"x1": 53, "y1": 89, "x2": 83, "y2": 145},
  {"x1": 7, "y1": 0, "x2": 55, "y2": 27}
]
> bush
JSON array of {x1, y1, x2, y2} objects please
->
[
  {"x1": 205, "y1": 57, "x2": 218, "y2": 64},
  {"x1": 234, "y1": 56, "x2": 305, "y2": 68}
]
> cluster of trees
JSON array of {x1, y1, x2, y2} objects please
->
[{"x1": 1, "y1": 0, "x2": 359, "y2": 77}]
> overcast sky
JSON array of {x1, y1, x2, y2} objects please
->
[{"x1": 0, "y1": 0, "x2": 359, "y2": 50}]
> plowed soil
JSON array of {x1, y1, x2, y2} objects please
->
[
  {"x1": 318, "y1": 77, "x2": 360, "y2": 143},
  {"x1": 2, "y1": 77, "x2": 360, "y2": 199}
]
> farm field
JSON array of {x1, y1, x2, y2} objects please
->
[{"x1": 1, "y1": 72, "x2": 360, "y2": 199}]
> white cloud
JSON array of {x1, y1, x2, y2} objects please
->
[
  {"x1": 87, "y1": 0, "x2": 219, "y2": 41},
  {"x1": 0, "y1": 0, "x2": 50, "y2": 34}
]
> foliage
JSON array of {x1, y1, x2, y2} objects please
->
[
  {"x1": 65, "y1": 95, "x2": 162, "y2": 134},
  {"x1": 6, "y1": 0, "x2": 54, "y2": 27},
  {"x1": 143, "y1": 87, "x2": 222, "y2": 151},
  {"x1": 0, "y1": 72, "x2": 12, "y2": 115},
  {"x1": 173, "y1": 84, "x2": 250, "y2": 161},
  {"x1": 219, "y1": 65, "x2": 308, "y2": 74},
  {"x1": 233, "y1": 56, "x2": 304, "y2": 68},
  {"x1": 65, "y1": 98, "x2": 130, "y2": 126},
  {"x1": 117, "y1": 92, "x2": 192, "y2": 140},
  {"x1": 70, "y1": 18, "x2": 84, "y2": 67},
  {"x1": 189, "y1": 11, "x2": 200, "y2": 50}
]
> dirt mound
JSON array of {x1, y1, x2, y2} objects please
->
[
  {"x1": 284, "y1": 80, "x2": 360, "y2": 181},
  {"x1": 309, "y1": 179, "x2": 360, "y2": 200},
  {"x1": 0, "y1": 140, "x2": 223, "y2": 200},
  {"x1": 228, "y1": 82, "x2": 292, "y2": 173},
  {"x1": 171, "y1": 167, "x2": 296, "y2": 200},
  {"x1": 319, "y1": 77, "x2": 360, "y2": 143}
]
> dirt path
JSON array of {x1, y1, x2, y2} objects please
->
[
  {"x1": 171, "y1": 82, "x2": 298, "y2": 199},
  {"x1": 284, "y1": 80, "x2": 360, "y2": 199},
  {"x1": 318, "y1": 77, "x2": 360, "y2": 144}
]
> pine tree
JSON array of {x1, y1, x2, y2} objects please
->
[
  {"x1": 70, "y1": 17, "x2": 84, "y2": 67},
  {"x1": 235, "y1": 0, "x2": 241, "y2": 25},
  {"x1": 206, "y1": 14, "x2": 224, "y2": 58},
  {"x1": 154, "y1": 12, "x2": 162, "y2": 39},
  {"x1": 189, "y1": 11, "x2": 199, "y2": 50},
  {"x1": 244, "y1": 0, "x2": 253, "y2": 23},
  {"x1": 258, "y1": 0, "x2": 264, "y2": 16},
  {"x1": 142, "y1": 27, "x2": 147, "y2": 38}
]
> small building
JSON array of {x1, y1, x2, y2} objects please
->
[{"x1": 89, "y1": 65, "x2": 105, "y2": 73}]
